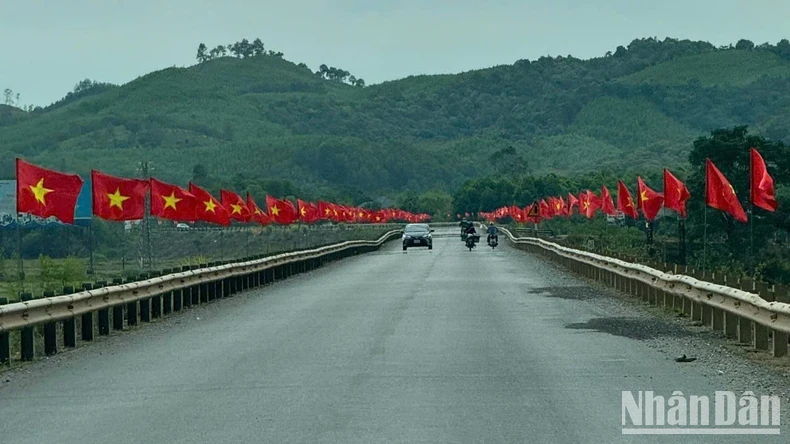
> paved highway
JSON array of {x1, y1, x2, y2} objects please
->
[{"x1": 0, "y1": 229, "x2": 785, "y2": 443}]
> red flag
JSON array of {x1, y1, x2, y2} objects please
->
[
  {"x1": 16, "y1": 159, "x2": 84, "y2": 224},
  {"x1": 750, "y1": 148, "x2": 778, "y2": 212},
  {"x1": 706, "y1": 159, "x2": 747, "y2": 223},
  {"x1": 663, "y1": 169, "x2": 691, "y2": 217},
  {"x1": 266, "y1": 196, "x2": 297, "y2": 224},
  {"x1": 567, "y1": 193, "x2": 579, "y2": 214},
  {"x1": 617, "y1": 180, "x2": 638, "y2": 219},
  {"x1": 584, "y1": 190, "x2": 601, "y2": 219},
  {"x1": 246, "y1": 194, "x2": 270, "y2": 225},
  {"x1": 637, "y1": 177, "x2": 664, "y2": 221},
  {"x1": 318, "y1": 201, "x2": 334, "y2": 220},
  {"x1": 601, "y1": 185, "x2": 616, "y2": 216},
  {"x1": 539, "y1": 199, "x2": 551, "y2": 218},
  {"x1": 189, "y1": 183, "x2": 230, "y2": 226},
  {"x1": 150, "y1": 178, "x2": 196, "y2": 222},
  {"x1": 220, "y1": 189, "x2": 251, "y2": 222},
  {"x1": 298, "y1": 199, "x2": 320, "y2": 223},
  {"x1": 91, "y1": 170, "x2": 148, "y2": 221}
]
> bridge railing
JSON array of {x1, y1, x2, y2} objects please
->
[
  {"x1": 501, "y1": 227, "x2": 790, "y2": 358},
  {"x1": 0, "y1": 230, "x2": 401, "y2": 365}
]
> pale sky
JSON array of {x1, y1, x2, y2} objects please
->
[{"x1": 1, "y1": 0, "x2": 789, "y2": 107}]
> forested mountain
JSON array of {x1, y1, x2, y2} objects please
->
[{"x1": 2, "y1": 37, "x2": 790, "y2": 202}]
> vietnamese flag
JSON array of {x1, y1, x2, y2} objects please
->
[
  {"x1": 539, "y1": 199, "x2": 551, "y2": 218},
  {"x1": 318, "y1": 201, "x2": 334, "y2": 220},
  {"x1": 637, "y1": 177, "x2": 664, "y2": 221},
  {"x1": 663, "y1": 169, "x2": 691, "y2": 217},
  {"x1": 617, "y1": 180, "x2": 638, "y2": 219},
  {"x1": 266, "y1": 196, "x2": 297, "y2": 224},
  {"x1": 189, "y1": 183, "x2": 230, "y2": 226},
  {"x1": 16, "y1": 159, "x2": 84, "y2": 224},
  {"x1": 298, "y1": 199, "x2": 320, "y2": 223},
  {"x1": 91, "y1": 170, "x2": 148, "y2": 221},
  {"x1": 601, "y1": 186, "x2": 616, "y2": 216},
  {"x1": 750, "y1": 148, "x2": 778, "y2": 212},
  {"x1": 584, "y1": 190, "x2": 601, "y2": 219},
  {"x1": 150, "y1": 178, "x2": 196, "y2": 222},
  {"x1": 221, "y1": 189, "x2": 251, "y2": 222},
  {"x1": 706, "y1": 159, "x2": 747, "y2": 223},
  {"x1": 567, "y1": 193, "x2": 579, "y2": 214},
  {"x1": 247, "y1": 194, "x2": 270, "y2": 225}
]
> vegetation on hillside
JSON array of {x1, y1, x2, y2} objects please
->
[{"x1": 2, "y1": 37, "x2": 790, "y2": 208}]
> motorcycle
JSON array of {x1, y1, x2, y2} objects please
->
[
  {"x1": 487, "y1": 234, "x2": 498, "y2": 249},
  {"x1": 465, "y1": 234, "x2": 479, "y2": 251}
]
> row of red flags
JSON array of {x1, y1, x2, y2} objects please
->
[
  {"x1": 480, "y1": 149, "x2": 778, "y2": 224},
  {"x1": 15, "y1": 159, "x2": 430, "y2": 225}
]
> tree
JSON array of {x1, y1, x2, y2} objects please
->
[
  {"x1": 353, "y1": 78, "x2": 365, "y2": 87},
  {"x1": 252, "y1": 38, "x2": 265, "y2": 56},
  {"x1": 3, "y1": 88, "x2": 12, "y2": 105},
  {"x1": 238, "y1": 39, "x2": 253, "y2": 58},
  {"x1": 735, "y1": 39, "x2": 755, "y2": 50},
  {"x1": 196, "y1": 43, "x2": 208, "y2": 62}
]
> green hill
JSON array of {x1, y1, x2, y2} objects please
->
[{"x1": 2, "y1": 37, "x2": 790, "y2": 201}]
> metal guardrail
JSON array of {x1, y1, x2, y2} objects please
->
[
  {"x1": 0, "y1": 230, "x2": 401, "y2": 364},
  {"x1": 500, "y1": 227, "x2": 790, "y2": 358}
]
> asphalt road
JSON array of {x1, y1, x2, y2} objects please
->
[{"x1": 0, "y1": 229, "x2": 785, "y2": 443}]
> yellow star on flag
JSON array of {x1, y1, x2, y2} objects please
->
[
  {"x1": 324, "y1": 208, "x2": 331, "y2": 215},
  {"x1": 230, "y1": 204, "x2": 242, "y2": 215},
  {"x1": 270, "y1": 205, "x2": 280, "y2": 216},
  {"x1": 254, "y1": 207, "x2": 262, "y2": 215},
  {"x1": 627, "y1": 197, "x2": 635, "y2": 208},
  {"x1": 29, "y1": 178, "x2": 53, "y2": 205},
  {"x1": 107, "y1": 188, "x2": 130, "y2": 210},
  {"x1": 300, "y1": 207, "x2": 307, "y2": 216},
  {"x1": 729, "y1": 184, "x2": 736, "y2": 196},
  {"x1": 582, "y1": 202, "x2": 589, "y2": 210},
  {"x1": 163, "y1": 192, "x2": 181, "y2": 210},
  {"x1": 640, "y1": 190, "x2": 649, "y2": 203},
  {"x1": 204, "y1": 199, "x2": 217, "y2": 213}
]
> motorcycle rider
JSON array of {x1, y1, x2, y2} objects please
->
[
  {"x1": 486, "y1": 224, "x2": 498, "y2": 244},
  {"x1": 465, "y1": 224, "x2": 477, "y2": 235}
]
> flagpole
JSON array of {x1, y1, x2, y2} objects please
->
[
  {"x1": 15, "y1": 213, "x2": 24, "y2": 287},
  {"x1": 703, "y1": 162, "x2": 708, "y2": 274},
  {"x1": 749, "y1": 149, "x2": 755, "y2": 277}
]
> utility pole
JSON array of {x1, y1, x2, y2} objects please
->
[{"x1": 137, "y1": 161, "x2": 153, "y2": 270}]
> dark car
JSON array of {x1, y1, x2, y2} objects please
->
[{"x1": 402, "y1": 223, "x2": 433, "y2": 251}]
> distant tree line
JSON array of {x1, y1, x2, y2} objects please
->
[
  {"x1": 194, "y1": 39, "x2": 365, "y2": 87},
  {"x1": 314, "y1": 64, "x2": 365, "y2": 87},
  {"x1": 196, "y1": 38, "x2": 283, "y2": 63}
]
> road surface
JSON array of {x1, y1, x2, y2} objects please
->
[{"x1": 0, "y1": 228, "x2": 785, "y2": 443}]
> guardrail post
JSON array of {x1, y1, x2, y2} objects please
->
[
  {"x1": 42, "y1": 290, "x2": 57, "y2": 356},
  {"x1": 180, "y1": 267, "x2": 192, "y2": 308},
  {"x1": 772, "y1": 330, "x2": 788, "y2": 358},
  {"x1": 190, "y1": 266, "x2": 200, "y2": 305},
  {"x1": 20, "y1": 292, "x2": 35, "y2": 361},
  {"x1": 149, "y1": 271, "x2": 162, "y2": 318},
  {"x1": 0, "y1": 297, "x2": 10, "y2": 364},
  {"x1": 139, "y1": 273, "x2": 151, "y2": 323},
  {"x1": 125, "y1": 277, "x2": 139, "y2": 326},
  {"x1": 754, "y1": 324, "x2": 769, "y2": 351},
  {"x1": 723, "y1": 312, "x2": 737, "y2": 338},
  {"x1": 95, "y1": 281, "x2": 109, "y2": 335},
  {"x1": 161, "y1": 270, "x2": 173, "y2": 314},
  {"x1": 81, "y1": 283, "x2": 94, "y2": 341},
  {"x1": 711, "y1": 307, "x2": 724, "y2": 332},
  {"x1": 700, "y1": 303, "x2": 713, "y2": 327},
  {"x1": 199, "y1": 265, "x2": 209, "y2": 303},
  {"x1": 738, "y1": 317, "x2": 753, "y2": 345},
  {"x1": 62, "y1": 286, "x2": 76, "y2": 348},
  {"x1": 111, "y1": 278, "x2": 124, "y2": 330}
]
